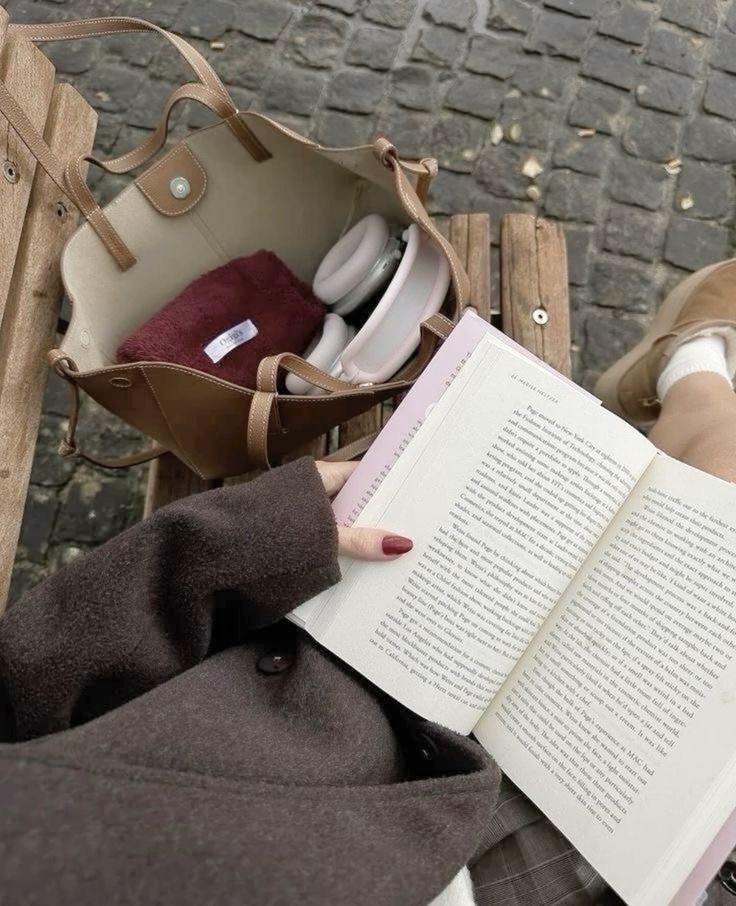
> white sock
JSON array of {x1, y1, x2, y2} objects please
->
[{"x1": 656, "y1": 332, "x2": 736, "y2": 401}]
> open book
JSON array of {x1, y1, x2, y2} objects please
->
[{"x1": 292, "y1": 314, "x2": 736, "y2": 906}]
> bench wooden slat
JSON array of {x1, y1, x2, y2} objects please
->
[
  {"x1": 283, "y1": 435, "x2": 328, "y2": 463},
  {"x1": 0, "y1": 83, "x2": 97, "y2": 613},
  {"x1": 466, "y1": 214, "x2": 492, "y2": 322},
  {"x1": 499, "y1": 214, "x2": 571, "y2": 378},
  {"x1": 338, "y1": 406, "x2": 383, "y2": 448},
  {"x1": 448, "y1": 214, "x2": 469, "y2": 283},
  {"x1": 449, "y1": 213, "x2": 492, "y2": 322},
  {"x1": 0, "y1": 27, "x2": 56, "y2": 330}
]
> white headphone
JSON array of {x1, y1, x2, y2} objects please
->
[
  {"x1": 284, "y1": 314, "x2": 355, "y2": 396},
  {"x1": 312, "y1": 214, "x2": 403, "y2": 316},
  {"x1": 288, "y1": 215, "x2": 451, "y2": 395}
]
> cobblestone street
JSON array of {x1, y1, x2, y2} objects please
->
[{"x1": 5, "y1": 0, "x2": 736, "y2": 602}]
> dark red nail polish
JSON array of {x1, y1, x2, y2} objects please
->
[{"x1": 382, "y1": 535, "x2": 413, "y2": 556}]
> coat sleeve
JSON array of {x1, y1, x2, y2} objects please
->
[{"x1": 0, "y1": 458, "x2": 340, "y2": 742}]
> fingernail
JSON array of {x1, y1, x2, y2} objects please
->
[{"x1": 382, "y1": 535, "x2": 413, "y2": 556}]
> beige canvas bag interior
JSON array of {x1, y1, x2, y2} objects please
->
[{"x1": 61, "y1": 114, "x2": 416, "y2": 372}]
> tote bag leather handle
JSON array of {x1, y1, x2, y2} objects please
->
[
  {"x1": 245, "y1": 315, "x2": 455, "y2": 470},
  {"x1": 0, "y1": 78, "x2": 136, "y2": 269},
  {"x1": 8, "y1": 17, "x2": 270, "y2": 167},
  {"x1": 88, "y1": 82, "x2": 270, "y2": 177},
  {"x1": 0, "y1": 17, "x2": 270, "y2": 269},
  {"x1": 11, "y1": 17, "x2": 233, "y2": 108},
  {"x1": 374, "y1": 139, "x2": 471, "y2": 312},
  {"x1": 254, "y1": 314, "x2": 454, "y2": 395}
]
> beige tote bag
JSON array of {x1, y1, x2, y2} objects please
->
[{"x1": 0, "y1": 16, "x2": 470, "y2": 479}]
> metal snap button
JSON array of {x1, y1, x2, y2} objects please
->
[
  {"x1": 3, "y1": 160, "x2": 19, "y2": 184},
  {"x1": 169, "y1": 176, "x2": 191, "y2": 199},
  {"x1": 257, "y1": 652, "x2": 294, "y2": 675}
]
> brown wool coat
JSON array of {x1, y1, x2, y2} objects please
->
[{"x1": 0, "y1": 458, "x2": 501, "y2": 906}]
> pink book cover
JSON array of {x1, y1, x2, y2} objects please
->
[{"x1": 328, "y1": 311, "x2": 734, "y2": 904}]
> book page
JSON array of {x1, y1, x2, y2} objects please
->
[
  {"x1": 475, "y1": 453, "x2": 736, "y2": 906},
  {"x1": 291, "y1": 314, "x2": 596, "y2": 630},
  {"x1": 333, "y1": 312, "x2": 597, "y2": 528},
  {"x1": 308, "y1": 336, "x2": 655, "y2": 733}
]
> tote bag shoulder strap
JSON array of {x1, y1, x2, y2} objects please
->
[
  {"x1": 245, "y1": 315, "x2": 455, "y2": 469},
  {"x1": 374, "y1": 139, "x2": 470, "y2": 311},
  {"x1": 8, "y1": 16, "x2": 270, "y2": 165},
  {"x1": 0, "y1": 16, "x2": 270, "y2": 268}
]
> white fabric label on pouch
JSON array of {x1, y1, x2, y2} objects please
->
[{"x1": 204, "y1": 319, "x2": 259, "y2": 364}]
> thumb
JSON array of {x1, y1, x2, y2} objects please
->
[{"x1": 337, "y1": 526, "x2": 414, "y2": 561}]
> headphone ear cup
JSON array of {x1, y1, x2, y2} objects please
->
[
  {"x1": 285, "y1": 314, "x2": 352, "y2": 396},
  {"x1": 336, "y1": 224, "x2": 450, "y2": 386},
  {"x1": 313, "y1": 214, "x2": 390, "y2": 306}
]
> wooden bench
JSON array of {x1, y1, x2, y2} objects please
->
[{"x1": 0, "y1": 9, "x2": 571, "y2": 612}]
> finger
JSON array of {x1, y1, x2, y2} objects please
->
[
  {"x1": 314, "y1": 460, "x2": 359, "y2": 497},
  {"x1": 337, "y1": 526, "x2": 413, "y2": 561}
]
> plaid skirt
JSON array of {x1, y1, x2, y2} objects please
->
[{"x1": 470, "y1": 777, "x2": 733, "y2": 906}]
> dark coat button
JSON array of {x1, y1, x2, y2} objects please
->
[
  {"x1": 257, "y1": 652, "x2": 294, "y2": 675},
  {"x1": 416, "y1": 731, "x2": 439, "y2": 763}
]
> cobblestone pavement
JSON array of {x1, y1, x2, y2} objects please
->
[{"x1": 5, "y1": 0, "x2": 736, "y2": 604}]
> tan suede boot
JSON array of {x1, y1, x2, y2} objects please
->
[{"x1": 594, "y1": 257, "x2": 736, "y2": 424}]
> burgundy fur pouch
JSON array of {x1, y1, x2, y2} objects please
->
[{"x1": 117, "y1": 250, "x2": 325, "y2": 387}]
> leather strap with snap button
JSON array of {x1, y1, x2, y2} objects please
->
[{"x1": 136, "y1": 144, "x2": 207, "y2": 217}]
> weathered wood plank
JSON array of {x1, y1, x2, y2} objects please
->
[
  {"x1": 0, "y1": 83, "x2": 97, "y2": 613},
  {"x1": 448, "y1": 213, "x2": 469, "y2": 293},
  {"x1": 0, "y1": 34, "x2": 56, "y2": 330},
  {"x1": 499, "y1": 213, "x2": 571, "y2": 377},
  {"x1": 466, "y1": 214, "x2": 491, "y2": 322},
  {"x1": 338, "y1": 405, "x2": 383, "y2": 450},
  {"x1": 449, "y1": 213, "x2": 492, "y2": 321},
  {"x1": 144, "y1": 453, "x2": 217, "y2": 517},
  {"x1": 282, "y1": 435, "x2": 327, "y2": 463}
]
